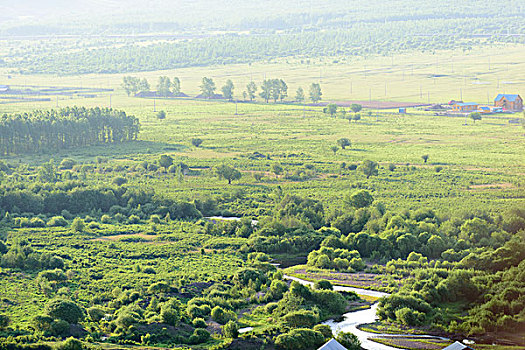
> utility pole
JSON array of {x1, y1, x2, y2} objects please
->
[
  {"x1": 235, "y1": 101, "x2": 238, "y2": 115},
  {"x1": 369, "y1": 88, "x2": 371, "y2": 102},
  {"x1": 153, "y1": 97, "x2": 156, "y2": 112},
  {"x1": 109, "y1": 94, "x2": 112, "y2": 108},
  {"x1": 460, "y1": 88, "x2": 463, "y2": 101}
]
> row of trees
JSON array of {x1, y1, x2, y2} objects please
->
[
  {"x1": 200, "y1": 77, "x2": 323, "y2": 103},
  {"x1": 0, "y1": 107, "x2": 140, "y2": 155},
  {"x1": 122, "y1": 76, "x2": 182, "y2": 97},
  {"x1": 123, "y1": 75, "x2": 323, "y2": 103}
]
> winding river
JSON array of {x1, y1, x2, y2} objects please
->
[{"x1": 284, "y1": 275, "x2": 449, "y2": 350}]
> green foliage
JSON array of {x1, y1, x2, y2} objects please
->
[
  {"x1": 45, "y1": 299, "x2": 84, "y2": 324},
  {"x1": 211, "y1": 306, "x2": 236, "y2": 325},
  {"x1": 54, "y1": 338, "x2": 86, "y2": 350},
  {"x1": 200, "y1": 77, "x2": 216, "y2": 98},
  {"x1": 336, "y1": 332, "x2": 361, "y2": 350},
  {"x1": 283, "y1": 310, "x2": 319, "y2": 328},
  {"x1": 222, "y1": 320, "x2": 239, "y2": 338},
  {"x1": 359, "y1": 160, "x2": 379, "y2": 179},
  {"x1": 314, "y1": 279, "x2": 333, "y2": 290},
  {"x1": 309, "y1": 83, "x2": 322, "y2": 103},
  {"x1": 0, "y1": 107, "x2": 139, "y2": 155},
  {"x1": 345, "y1": 190, "x2": 374, "y2": 209},
  {"x1": 71, "y1": 218, "x2": 85, "y2": 232},
  {"x1": 215, "y1": 165, "x2": 242, "y2": 184},
  {"x1": 275, "y1": 328, "x2": 325, "y2": 350}
]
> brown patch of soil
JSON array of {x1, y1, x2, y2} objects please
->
[{"x1": 469, "y1": 183, "x2": 515, "y2": 190}]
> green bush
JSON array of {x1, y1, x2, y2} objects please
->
[
  {"x1": 275, "y1": 328, "x2": 325, "y2": 350},
  {"x1": 336, "y1": 332, "x2": 361, "y2": 350},
  {"x1": 45, "y1": 299, "x2": 84, "y2": 324},
  {"x1": 211, "y1": 306, "x2": 236, "y2": 325},
  {"x1": 222, "y1": 320, "x2": 239, "y2": 338},
  {"x1": 54, "y1": 337, "x2": 85, "y2": 350},
  {"x1": 47, "y1": 216, "x2": 68, "y2": 227},
  {"x1": 71, "y1": 218, "x2": 85, "y2": 232},
  {"x1": 192, "y1": 318, "x2": 207, "y2": 328}
]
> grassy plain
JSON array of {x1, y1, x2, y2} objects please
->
[{"x1": 0, "y1": 56, "x2": 523, "y2": 215}]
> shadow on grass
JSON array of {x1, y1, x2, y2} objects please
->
[{"x1": 2, "y1": 141, "x2": 187, "y2": 164}]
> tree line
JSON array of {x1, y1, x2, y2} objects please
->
[
  {"x1": 0, "y1": 107, "x2": 140, "y2": 155},
  {"x1": 125, "y1": 75, "x2": 323, "y2": 103}
]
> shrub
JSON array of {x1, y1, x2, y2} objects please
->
[
  {"x1": 222, "y1": 320, "x2": 239, "y2": 338},
  {"x1": 211, "y1": 306, "x2": 236, "y2": 325},
  {"x1": 336, "y1": 332, "x2": 361, "y2": 350},
  {"x1": 45, "y1": 299, "x2": 84, "y2": 324},
  {"x1": 192, "y1": 318, "x2": 207, "y2": 328},
  {"x1": 313, "y1": 324, "x2": 332, "y2": 341},
  {"x1": 29, "y1": 217, "x2": 46, "y2": 228},
  {"x1": 100, "y1": 214, "x2": 112, "y2": 224},
  {"x1": 189, "y1": 328, "x2": 210, "y2": 344},
  {"x1": 191, "y1": 138, "x2": 203, "y2": 147},
  {"x1": 87, "y1": 307, "x2": 105, "y2": 322},
  {"x1": 395, "y1": 307, "x2": 425, "y2": 326},
  {"x1": 283, "y1": 310, "x2": 319, "y2": 328},
  {"x1": 59, "y1": 159, "x2": 76, "y2": 170},
  {"x1": 54, "y1": 337, "x2": 85, "y2": 350},
  {"x1": 128, "y1": 215, "x2": 141, "y2": 224},
  {"x1": 71, "y1": 218, "x2": 85, "y2": 232},
  {"x1": 0, "y1": 314, "x2": 9, "y2": 330},
  {"x1": 47, "y1": 216, "x2": 68, "y2": 227},
  {"x1": 113, "y1": 177, "x2": 127, "y2": 186},
  {"x1": 314, "y1": 280, "x2": 333, "y2": 290},
  {"x1": 275, "y1": 328, "x2": 325, "y2": 350},
  {"x1": 150, "y1": 214, "x2": 162, "y2": 224}
]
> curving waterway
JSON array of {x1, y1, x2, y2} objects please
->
[{"x1": 284, "y1": 275, "x2": 449, "y2": 350}]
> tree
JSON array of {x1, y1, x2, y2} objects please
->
[
  {"x1": 45, "y1": 299, "x2": 84, "y2": 324},
  {"x1": 246, "y1": 82, "x2": 257, "y2": 101},
  {"x1": 55, "y1": 337, "x2": 86, "y2": 350},
  {"x1": 279, "y1": 79, "x2": 288, "y2": 102},
  {"x1": 345, "y1": 190, "x2": 374, "y2": 208},
  {"x1": 422, "y1": 154, "x2": 429, "y2": 163},
  {"x1": 470, "y1": 112, "x2": 482, "y2": 123},
  {"x1": 200, "y1": 77, "x2": 216, "y2": 98},
  {"x1": 157, "y1": 76, "x2": 172, "y2": 97},
  {"x1": 221, "y1": 79, "x2": 234, "y2": 101},
  {"x1": 353, "y1": 113, "x2": 361, "y2": 122},
  {"x1": 331, "y1": 145, "x2": 339, "y2": 155},
  {"x1": 38, "y1": 160, "x2": 58, "y2": 183},
  {"x1": 309, "y1": 83, "x2": 322, "y2": 103},
  {"x1": 260, "y1": 80, "x2": 272, "y2": 103},
  {"x1": 216, "y1": 165, "x2": 242, "y2": 184},
  {"x1": 350, "y1": 104, "x2": 363, "y2": 114},
  {"x1": 138, "y1": 78, "x2": 150, "y2": 93},
  {"x1": 324, "y1": 103, "x2": 338, "y2": 117},
  {"x1": 296, "y1": 87, "x2": 305, "y2": 103},
  {"x1": 336, "y1": 332, "x2": 361, "y2": 350},
  {"x1": 122, "y1": 76, "x2": 141, "y2": 96},
  {"x1": 156, "y1": 110, "x2": 166, "y2": 119},
  {"x1": 337, "y1": 138, "x2": 351, "y2": 149},
  {"x1": 159, "y1": 155, "x2": 174, "y2": 168},
  {"x1": 359, "y1": 160, "x2": 378, "y2": 179},
  {"x1": 172, "y1": 77, "x2": 181, "y2": 95},
  {"x1": 191, "y1": 138, "x2": 203, "y2": 147}
]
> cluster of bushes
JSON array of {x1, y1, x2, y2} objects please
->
[{"x1": 307, "y1": 246, "x2": 365, "y2": 271}]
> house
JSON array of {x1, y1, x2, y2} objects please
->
[
  {"x1": 478, "y1": 106, "x2": 491, "y2": 114},
  {"x1": 441, "y1": 341, "x2": 474, "y2": 350},
  {"x1": 451, "y1": 102, "x2": 478, "y2": 112},
  {"x1": 0, "y1": 85, "x2": 9, "y2": 93},
  {"x1": 399, "y1": 107, "x2": 407, "y2": 114},
  {"x1": 318, "y1": 338, "x2": 348, "y2": 350},
  {"x1": 494, "y1": 94, "x2": 523, "y2": 111}
]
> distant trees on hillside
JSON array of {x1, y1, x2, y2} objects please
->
[
  {"x1": 309, "y1": 83, "x2": 322, "y2": 103},
  {"x1": 0, "y1": 107, "x2": 140, "y2": 155}
]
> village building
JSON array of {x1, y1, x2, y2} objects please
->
[
  {"x1": 451, "y1": 102, "x2": 478, "y2": 112},
  {"x1": 318, "y1": 338, "x2": 348, "y2": 350},
  {"x1": 494, "y1": 94, "x2": 523, "y2": 111}
]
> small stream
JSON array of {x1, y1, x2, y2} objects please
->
[{"x1": 284, "y1": 275, "x2": 449, "y2": 350}]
